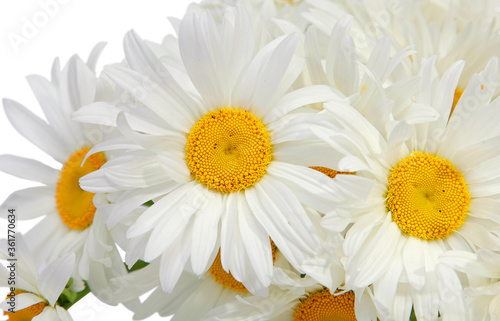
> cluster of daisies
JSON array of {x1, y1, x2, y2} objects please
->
[{"x1": 2, "y1": 0, "x2": 500, "y2": 320}]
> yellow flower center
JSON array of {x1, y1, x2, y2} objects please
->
[
  {"x1": 450, "y1": 88, "x2": 464, "y2": 118},
  {"x1": 386, "y1": 152, "x2": 470, "y2": 240},
  {"x1": 186, "y1": 108, "x2": 272, "y2": 193},
  {"x1": 310, "y1": 166, "x2": 355, "y2": 179},
  {"x1": 294, "y1": 289, "x2": 357, "y2": 321},
  {"x1": 56, "y1": 147, "x2": 106, "y2": 230},
  {"x1": 209, "y1": 241, "x2": 278, "y2": 292},
  {"x1": 4, "y1": 290, "x2": 48, "y2": 321}
]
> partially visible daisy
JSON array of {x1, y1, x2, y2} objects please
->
[
  {"x1": 0, "y1": 45, "x2": 117, "y2": 287},
  {"x1": 441, "y1": 250, "x2": 500, "y2": 320},
  {"x1": 0, "y1": 235, "x2": 74, "y2": 321},
  {"x1": 77, "y1": 3, "x2": 358, "y2": 296},
  {"x1": 100, "y1": 240, "x2": 283, "y2": 320},
  {"x1": 303, "y1": 16, "x2": 443, "y2": 138},
  {"x1": 313, "y1": 57, "x2": 500, "y2": 320},
  {"x1": 204, "y1": 266, "x2": 378, "y2": 321},
  {"x1": 308, "y1": 0, "x2": 500, "y2": 99}
]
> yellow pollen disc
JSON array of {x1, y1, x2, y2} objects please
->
[
  {"x1": 386, "y1": 151, "x2": 470, "y2": 240},
  {"x1": 56, "y1": 147, "x2": 106, "y2": 230},
  {"x1": 209, "y1": 241, "x2": 278, "y2": 292},
  {"x1": 450, "y1": 88, "x2": 464, "y2": 118},
  {"x1": 4, "y1": 290, "x2": 48, "y2": 321},
  {"x1": 186, "y1": 108, "x2": 272, "y2": 193},
  {"x1": 294, "y1": 289, "x2": 357, "y2": 321},
  {"x1": 310, "y1": 166, "x2": 355, "y2": 179}
]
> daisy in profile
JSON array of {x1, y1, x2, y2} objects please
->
[
  {"x1": 314, "y1": 57, "x2": 500, "y2": 320},
  {"x1": 0, "y1": 45, "x2": 117, "y2": 288},
  {"x1": 77, "y1": 3, "x2": 357, "y2": 296},
  {"x1": 0, "y1": 235, "x2": 75, "y2": 320}
]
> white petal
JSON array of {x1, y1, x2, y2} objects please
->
[
  {"x1": 159, "y1": 230, "x2": 192, "y2": 293},
  {"x1": 179, "y1": 12, "x2": 225, "y2": 108},
  {"x1": 0, "y1": 186, "x2": 55, "y2": 220},
  {"x1": 346, "y1": 217, "x2": 402, "y2": 289},
  {"x1": 232, "y1": 33, "x2": 299, "y2": 116},
  {"x1": 436, "y1": 264, "x2": 467, "y2": 321},
  {"x1": 190, "y1": 191, "x2": 222, "y2": 275},
  {"x1": 104, "y1": 66, "x2": 193, "y2": 132},
  {"x1": 3, "y1": 293, "x2": 43, "y2": 311},
  {"x1": 39, "y1": 253, "x2": 75, "y2": 306},
  {"x1": 55, "y1": 305, "x2": 73, "y2": 321},
  {"x1": 59, "y1": 55, "x2": 97, "y2": 111},
  {"x1": 26, "y1": 74, "x2": 78, "y2": 146},
  {"x1": 107, "y1": 181, "x2": 181, "y2": 227},
  {"x1": 0, "y1": 155, "x2": 59, "y2": 185},
  {"x1": 3, "y1": 99, "x2": 70, "y2": 162},
  {"x1": 263, "y1": 85, "x2": 340, "y2": 124},
  {"x1": 403, "y1": 237, "x2": 426, "y2": 291},
  {"x1": 140, "y1": 183, "x2": 203, "y2": 260},
  {"x1": 456, "y1": 220, "x2": 500, "y2": 251},
  {"x1": 237, "y1": 195, "x2": 273, "y2": 292},
  {"x1": 245, "y1": 176, "x2": 320, "y2": 269},
  {"x1": 124, "y1": 30, "x2": 203, "y2": 120},
  {"x1": 267, "y1": 161, "x2": 341, "y2": 213}
]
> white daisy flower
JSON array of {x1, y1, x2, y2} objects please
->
[
  {"x1": 77, "y1": 4, "x2": 356, "y2": 296},
  {"x1": 0, "y1": 45, "x2": 116, "y2": 287},
  {"x1": 204, "y1": 266, "x2": 378, "y2": 321},
  {"x1": 101, "y1": 241, "x2": 283, "y2": 320},
  {"x1": 359, "y1": 0, "x2": 500, "y2": 98},
  {"x1": 0, "y1": 235, "x2": 74, "y2": 321},
  {"x1": 91, "y1": 202, "x2": 345, "y2": 320},
  {"x1": 313, "y1": 56, "x2": 500, "y2": 320},
  {"x1": 304, "y1": 16, "x2": 443, "y2": 138}
]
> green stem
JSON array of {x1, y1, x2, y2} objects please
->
[{"x1": 58, "y1": 283, "x2": 91, "y2": 310}]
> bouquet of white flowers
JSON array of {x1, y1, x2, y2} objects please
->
[{"x1": 1, "y1": 1, "x2": 500, "y2": 320}]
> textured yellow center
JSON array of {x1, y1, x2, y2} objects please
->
[
  {"x1": 386, "y1": 152, "x2": 470, "y2": 240},
  {"x1": 209, "y1": 241, "x2": 277, "y2": 292},
  {"x1": 310, "y1": 166, "x2": 355, "y2": 179},
  {"x1": 186, "y1": 108, "x2": 272, "y2": 193},
  {"x1": 56, "y1": 147, "x2": 106, "y2": 230},
  {"x1": 294, "y1": 289, "x2": 357, "y2": 321},
  {"x1": 450, "y1": 88, "x2": 464, "y2": 118},
  {"x1": 4, "y1": 290, "x2": 48, "y2": 321}
]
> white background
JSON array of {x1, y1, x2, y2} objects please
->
[{"x1": 0, "y1": 1, "x2": 199, "y2": 320}]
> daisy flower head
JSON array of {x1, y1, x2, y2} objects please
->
[
  {"x1": 77, "y1": 3, "x2": 347, "y2": 297},
  {"x1": 98, "y1": 239, "x2": 284, "y2": 320},
  {"x1": 204, "y1": 266, "x2": 379, "y2": 321},
  {"x1": 0, "y1": 44, "x2": 116, "y2": 286},
  {"x1": 314, "y1": 56, "x2": 500, "y2": 320},
  {"x1": 356, "y1": 0, "x2": 500, "y2": 97},
  {"x1": 0, "y1": 235, "x2": 75, "y2": 321},
  {"x1": 92, "y1": 204, "x2": 344, "y2": 320},
  {"x1": 303, "y1": 16, "x2": 443, "y2": 138}
]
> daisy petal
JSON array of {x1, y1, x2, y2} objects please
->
[
  {"x1": 0, "y1": 155, "x2": 59, "y2": 185},
  {"x1": 232, "y1": 33, "x2": 299, "y2": 116},
  {"x1": 246, "y1": 176, "x2": 320, "y2": 269},
  {"x1": 190, "y1": 191, "x2": 222, "y2": 275},
  {"x1": 38, "y1": 253, "x2": 75, "y2": 306},
  {"x1": 0, "y1": 186, "x2": 55, "y2": 220},
  {"x1": 3, "y1": 99, "x2": 70, "y2": 162}
]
